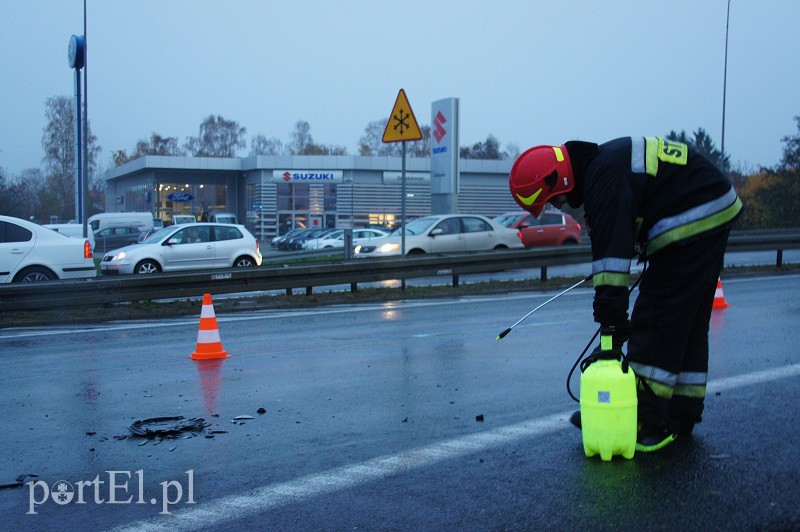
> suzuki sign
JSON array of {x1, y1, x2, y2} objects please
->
[
  {"x1": 430, "y1": 98, "x2": 459, "y2": 214},
  {"x1": 272, "y1": 171, "x2": 343, "y2": 183}
]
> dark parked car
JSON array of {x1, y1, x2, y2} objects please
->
[
  {"x1": 278, "y1": 229, "x2": 314, "y2": 250},
  {"x1": 272, "y1": 228, "x2": 305, "y2": 249},
  {"x1": 285, "y1": 228, "x2": 337, "y2": 251},
  {"x1": 93, "y1": 226, "x2": 141, "y2": 253},
  {"x1": 494, "y1": 210, "x2": 583, "y2": 247}
]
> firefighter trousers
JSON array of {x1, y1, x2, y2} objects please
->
[{"x1": 627, "y1": 227, "x2": 731, "y2": 434}]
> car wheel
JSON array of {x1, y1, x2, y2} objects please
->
[
  {"x1": 407, "y1": 249, "x2": 425, "y2": 255},
  {"x1": 13, "y1": 266, "x2": 57, "y2": 283},
  {"x1": 562, "y1": 238, "x2": 578, "y2": 245},
  {"x1": 324, "y1": 245, "x2": 333, "y2": 249},
  {"x1": 134, "y1": 260, "x2": 160, "y2": 274},
  {"x1": 493, "y1": 245, "x2": 508, "y2": 250},
  {"x1": 233, "y1": 256, "x2": 255, "y2": 268}
]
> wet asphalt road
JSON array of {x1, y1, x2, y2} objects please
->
[{"x1": 0, "y1": 274, "x2": 798, "y2": 529}]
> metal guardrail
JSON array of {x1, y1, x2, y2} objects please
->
[{"x1": 1, "y1": 231, "x2": 798, "y2": 311}]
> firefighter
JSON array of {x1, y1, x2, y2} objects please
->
[{"x1": 508, "y1": 137, "x2": 742, "y2": 443}]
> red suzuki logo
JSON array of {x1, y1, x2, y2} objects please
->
[
  {"x1": 433, "y1": 111, "x2": 447, "y2": 143},
  {"x1": 283, "y1": 172, "x2": 292, "y2": 181}
]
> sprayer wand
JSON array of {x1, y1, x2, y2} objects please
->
[{"x1": 496, "y1": 274, "x2": 593, "y2": 340}]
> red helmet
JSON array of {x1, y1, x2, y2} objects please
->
[{"x1": 509, "y1": 145, "x2": 574, "y2": 217}]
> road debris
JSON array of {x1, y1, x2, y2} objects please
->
[
  {"x1": 129, "y1": 416, "x2": 207, "y2": 439},
  {"x1": 233, "y1": 415, "x2": 255, "y2": 421},
  {"x1": 475, "y1": 414, "x2": 485, "y2": 422},
  {"x1": 0, "y1": 474, "x2": 38, "y2": 490},
  {"x1": 257, "y1": 408, "x2": 267, "y2": 414}
]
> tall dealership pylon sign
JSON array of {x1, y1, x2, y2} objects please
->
[
  {"x1": 382, "y1": 89, "x2": 423, "y2": 259},
  {"x1": 430, "y1": 98, "x2": 459, "y2": 215}
]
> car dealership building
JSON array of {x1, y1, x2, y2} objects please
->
[{"x1": 103, "y1": 154, "x2": 519, "y2": 240}]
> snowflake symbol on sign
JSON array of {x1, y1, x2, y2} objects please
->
[{"x1": 392, "y1": 109, "x2": 411, "y2": 136}]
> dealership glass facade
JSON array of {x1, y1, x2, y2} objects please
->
[
  {"x1": 104, "y1": 155, "x2": 520, "y2": 241},
  {"x1": 155, "y1": 183, "x2": 227, "y2": 223}
]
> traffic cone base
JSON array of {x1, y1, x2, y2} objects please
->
[
  {"x1": 712, "y1": 278, "x2": 728, "y2": 309},
  {"x1": 190, "y1": 294, "x2": 231, "y2": 360}
]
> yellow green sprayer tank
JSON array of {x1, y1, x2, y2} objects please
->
[{"x1": 579, "y1": 335, "x2": 637, "y2": 461}]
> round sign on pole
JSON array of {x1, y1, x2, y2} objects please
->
[{"x1": 68, "y1": 34, "x2": 85, "y2": 70}]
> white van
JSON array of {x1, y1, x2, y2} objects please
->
[
  {"x1": 172, "y1": 215, "x2": 196, "y2": 225},
  {"x1": 88, "y1": 212, "x2": 154, "y2": 233},
  {"x1": 44, "y1": 223, "x2": 96, "y2": 250},
  {"x1": 209, "y1": 212, "x2": 237, "y2": 224}
]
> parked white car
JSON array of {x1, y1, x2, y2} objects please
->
[
  {"x1": 354, "y1": 214, "x2": 523, "y2": 257},
  {"x1": 0, "y1": 215, "x2": 96, "y2": 282},
  {"x1": 304, "y1": 228, "x2": 389, "y2": 250},
  {"x1": 99, "y1": 223, "x2": 262, "y2": 275}
]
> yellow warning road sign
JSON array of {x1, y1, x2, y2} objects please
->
[{"x1": 382, "y1": 89, "x2": 423, "y2": 143}]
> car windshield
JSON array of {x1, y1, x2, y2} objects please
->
[
  {"x1": 494, "y1": 214, "x2": 523, "y2": 227},
  {"x1": 142, "y1": 227, "x2": 174, "y2": 244},
  {"x1": 399, "y1": 217, "x2": 438, "y2": 235},
  {"x1": 323, "y1": 230, "x2": 344, "y2": 239}
]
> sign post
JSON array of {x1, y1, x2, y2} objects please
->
[
  {"x1": 381, "y1": 89, "x2": 422, "y2": 267},
  {"x1": 68, "y1": 34, "x2": 86, "y2": 226}
]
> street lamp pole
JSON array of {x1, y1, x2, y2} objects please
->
[
  {"x1": 82, "y1": 0, "x2": 89, "y2": 238},
  {"x1": 721, "y1": 0, "x2": 731, "y2": 160}
]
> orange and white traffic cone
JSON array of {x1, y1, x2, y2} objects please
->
[
  {"x1": 712, "y1": 278, "x2": 728, "y2": 309},
  {"x1": 190, "y1": 294, "x2": 230, "y2": 360}
]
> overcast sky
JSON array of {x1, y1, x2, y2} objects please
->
[{"x1": 1, "y1": 0, "x2": 798, "y2": 176}]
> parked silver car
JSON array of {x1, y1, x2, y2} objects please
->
[
  {"x1": 99, "y1": 223, "x2": 261, "y2": 275},
  {"x1": 354, "y1": 214, "x2": 524, "y2": 257}
]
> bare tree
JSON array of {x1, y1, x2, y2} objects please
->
[
  {"x1": 288, "y1": 120, "x2": 313, "y2": 155},
  {"x1": 111, "y1": 149, "x2": 131, "y2": 167},
  {"x1": 41, "y1": 96, "x2": 101, "y2": 220},
  {"x1": 288, "y1": 120, "x2": 347, "y2": 155},
  {"x1": 358, "y1": 119, "x2": 429, "y2": 157},
  {"x1": 250, "y1": 134, "x2": 284, "y2": 156},
  {"x1": 184, "y1": 115, "x2": 246, "y2": 157},
  {"x1": 408, "y1": 125, "x2": 431, "y2": 158},
  {"x1": 135, "y1": 132, "x2": 185, "y2": 157},
  {"x1": 781, "y1": 114, "x2": 800, "y2": 171},
  {"x1": 505, "y1": 143, "x2": 521, "y2": 161},
  {"x1": 460, "y1": 134, "x2": 506, "y2": 160},
  {"x1": 15, "y1": 168, "x2": 47, "y2": 220}
]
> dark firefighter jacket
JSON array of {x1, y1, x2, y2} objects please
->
[{"x1": 565, "y1": 137, "x2": 742, "y2": 327}]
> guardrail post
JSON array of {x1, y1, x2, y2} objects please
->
[
  {"x1": 351, "y1": 282, "x2": 357, "y2": 293},
  {"x1": 777, "y1": 249, "x2": 783, "y2": 268},
  {"x1": 286, "y1": 288, "x2": 293, "y2": 296},
  {"x1": 306, "y1": 286, "x2": 313, "y2": 295},
  {"x1": 541, "y1": 266, "x2": 548, "y2": 283},
  {"x1": 343, "y1": 229, "x2": 354, "y2": 260},
  {"x1": 453, "y1": 274, "x2": 459, "y2": 288}
]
